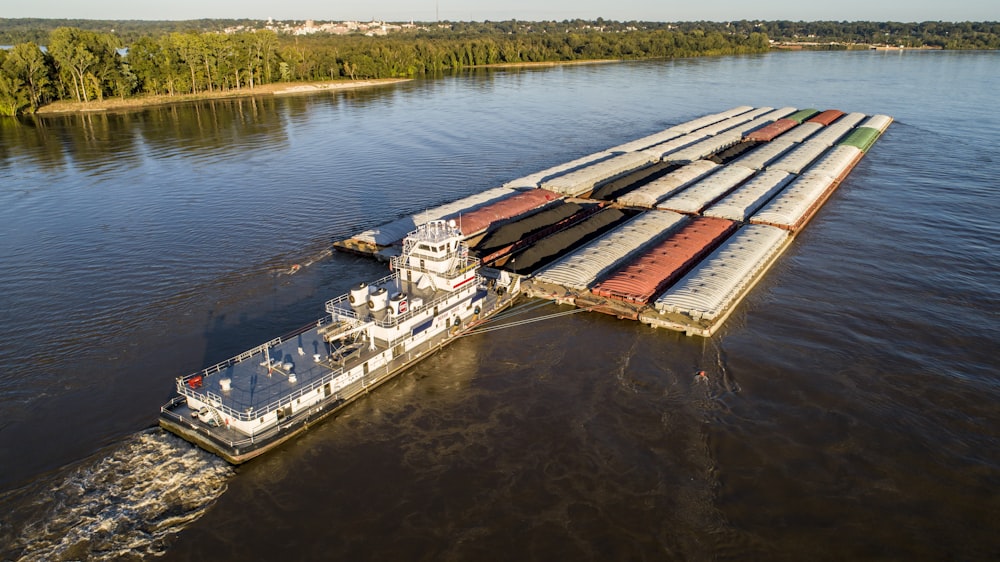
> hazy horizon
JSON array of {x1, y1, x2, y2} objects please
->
[{"x1": 4, "y1": 0, "x2": 996, "y2": 24}]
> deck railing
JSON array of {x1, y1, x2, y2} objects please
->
[
  {"x1": 176, "y1": 360, "x2": 348, "y2": 423},
  {"x1": 324, "y1": 272, "x2": 398, "y2": 319},
  {"x1": 173, "y1": 269, "x2": 492, "y2": 425},
  {"x1": 178, "y1": 316, "x2": 334, "y2": 386},
  {"x1": 326, "y1": 273, "x2": 485, "y2": 330},
  {"x1": 166, "y1": 284, "x2": 519, "y2": 447}
]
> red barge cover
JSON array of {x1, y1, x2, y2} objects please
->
[
  {"x1": 745, "y1": 118, "x2": 798, "y2": 142},
  {"x1": 448, "y1": 189, "x2": 559, "y2": 236},
  {"x1": 591, "y1": 216, "x2": 736, "y2": 304},
  {"x1": 806, "y1": 109, "x2": 845, "y2": 126}
]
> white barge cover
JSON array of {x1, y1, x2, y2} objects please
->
[
  {"x1": 801, "y1": 145, "x2": 863, "y2": 181},
  {"x1": 807, "y1": 112, "x2": 867, "y2": 146},
  {"x1": 670, "y1": 106, "x2": 755, "y2": 134},
  {"x1": 754, "y1": 106, "x2": 798, "y2": 125},
  {"x1": 768, "y1": 140, "x2": 832, "y2": 175},
  {"x1": 540, "y1": 151, "x2": 657, "y2": 197},
  {"x1": 532, "y1": 210, "x2": 686, "y2": 290},
  {"x1": 657, "y1": 165, "x2": 756, "y2": 214},
  {"x1": 608, "y1": 129, "x2": 687, "y2": 153},
  {"x1": 608, "y1": 105, "x2": 789, "y2": 154},
  {"x1": 616, "y1": 106, "x2": 758, "y2": 152},
  {"x1": 503, "y1": 151, "x2": 615, "y2": 189},
  {"x1": 730, "y1": 139, "x2": 796, "y2": 170},
  {"x1": 664, "y1": 130, "x2": 745, "y2": 164},
  {"x1": 706, "y1": 106, "x2": 796, "y2": 140},
  {"x1": 691, "y1": 107, "x2": 774, "y2": 137},
  {"x1": 775, "y1": 121, "x2": 824, "y2": 143},
  {"x1": 643, "y1": 132, "x2": 710, "y2": 160},
  {"x1": 859, "y1": 114, "x2": 894, "y2": 133},
  {"x1": 750, "y1": 172, "x2": 836, "y2": 230},
  {"x1": 653, "y1": 224, "x2": 790, "y2": 321},
  {"x1": 617, "y1": 160, "x2": 719, "y2": 208},
  {"x1": 702, "y1": 169, "x2": 794, "y2": 222},
  {"x1": 353, "y1": 186, "x2": 515, "y2": 246}
]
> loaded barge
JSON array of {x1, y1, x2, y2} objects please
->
[
  {"x1": 165, "y1": 105, "x2": 891, "y2": 462},
  {"x1": 337, "y1": 105, "x2": 891, "y2": 337},
  {"x1": 161, "y1": 220, "x2": 520, "y2": 463}
]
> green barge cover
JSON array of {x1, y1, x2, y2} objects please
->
[
  {"x1": 786, "y1": 108, "x2": 819, "y2": 124},
  {"x1": 839, "y1": 127, "x2": 881, "y2": 153}
]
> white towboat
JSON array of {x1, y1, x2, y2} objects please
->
[{"x1": 160, "y1": 220, "x2": 520, "y2": 463}]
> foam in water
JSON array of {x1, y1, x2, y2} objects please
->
[{"x1": 2, "y1": 430, "x2": 233, "y2": 561}]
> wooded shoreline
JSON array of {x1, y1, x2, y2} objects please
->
[
  {"x1": 4, "y1": 18, "x2": 996, "y2": 117},
  {"x1": 0, "y1": 24, "x2": 772, "y2": 117},
  {"x1": 33, "y1": 59, "x2": 628, "y2": 115}
]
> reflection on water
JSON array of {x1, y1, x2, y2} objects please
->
[{"x1": 2, "y1": 97, "x2": 292, "y2": 173}]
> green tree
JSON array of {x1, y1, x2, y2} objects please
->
[
  {"x1": 173, "y1": 32, "x2": 206, "y2": 94},
  {"x1": 0, "y1": 50, "x2": 31, "y2": 116},
  {"x1": 48, "y1": 27, "x2": 123, "y2": 103},
  {"x1": 127, "y1": 35, "x2": 164, "y2": 94},
  {"x1": 48, "y1": 27, "x2": 98, "y2": 102},
  {"x1": 1, "y1": 42, "x2": 52, "y2": 112}
]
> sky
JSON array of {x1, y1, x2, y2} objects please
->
[{"x1": 3, "y1": 0, "x2": 996, "y2": 22}]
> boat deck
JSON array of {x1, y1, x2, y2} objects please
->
[
  {"x1": 190, "y1": 324, "x2": 341, "y2": 418},
  {"x1": 177, "y1": 275, "x2": 465, "y2": 421},
  {"x1": 163, "y1": 272, "x2": 519, "y2": 461}
]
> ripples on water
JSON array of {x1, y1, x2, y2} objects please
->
[{"x1": 1, "y1": 52, "x2": 999, "y2": 560}]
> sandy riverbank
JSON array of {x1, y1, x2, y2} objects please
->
[{"x1": 35, "y1": 78, "x2": 411, "y2": 115}]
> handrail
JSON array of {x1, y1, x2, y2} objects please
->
[
  {"x1": 175, "y1": 360, "x2": 348, "y2": 422},
  {"x1": 326, "y1": 271, "x2": 482, "y2": 329},
  {"x1": 368, "y1": 276, "x2": 483, "y2": 329},
  {"x1": 390, "y1": 251, "x2": 479, "y2": 279},
  {"x1": 164, "y1": 281, "x2": 517, "y2": 450},
  {"x1": 179, "y1": 277, "x2": 485, "y2": 422},
  {"x1": 178, "y1": 316, "x2": 335, "y2": 385},
  {"x1": 325, "y1": 272, "x2": 398, "y2": 316}
]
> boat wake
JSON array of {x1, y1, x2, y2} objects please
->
[{"x1": 1, "y1": 429, "x2": 233, "y2": 561}]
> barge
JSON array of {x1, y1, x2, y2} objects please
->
[
  {"x1": 161, "y1": 220, "x2": 520, "y2": 463},
  {"x1": 334, "y1": 105, "x2": 891, "y2": 338}
]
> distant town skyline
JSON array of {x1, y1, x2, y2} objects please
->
[{"x1": 5, "y1": 0, "x2": 997, "y2": 22}]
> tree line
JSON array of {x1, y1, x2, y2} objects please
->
[
  {"x1": 2, "y1": 18, "x2": 998, "y2": 46},
  {"x1": 2, "y1": 18, "x2": 997, "y2": 116},
  {"x1": 0, "y1": 26, "x2": 770, "y2": 115},
  {"x1": 745, "y1": 20, "x2": 1000, "y2": 49}
]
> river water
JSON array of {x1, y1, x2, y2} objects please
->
[{"x1": 0, "y1": 50, "x2": 998, "y2": 560}]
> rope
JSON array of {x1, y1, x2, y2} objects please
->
[
  {"x1": 487, "y1": 299, "x2": 552, "y2": 321},
  {"x1": 459, "y1": 305, "x2": 591, "y2": 337}
]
